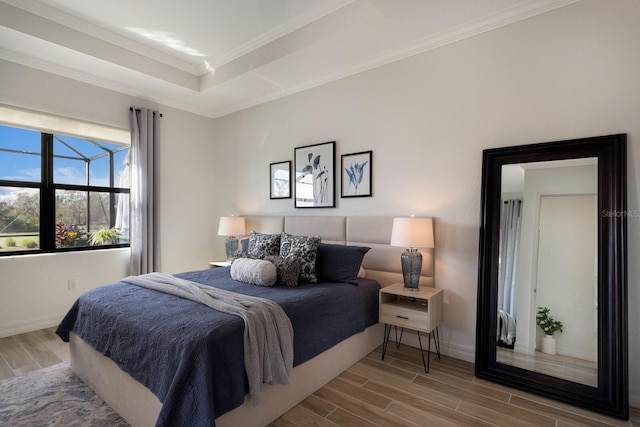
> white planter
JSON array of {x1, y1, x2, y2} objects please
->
[{"x1": 541, "y1": 335, "x2": 556, "y2": 355}]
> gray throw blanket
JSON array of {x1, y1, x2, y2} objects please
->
[{"x1": 122, "y1": 272, "x2": 294, "y2": 405}]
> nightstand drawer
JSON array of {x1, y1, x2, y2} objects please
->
[{"x1": 380, "y1": 303, "x2": 429, "y2": 331}]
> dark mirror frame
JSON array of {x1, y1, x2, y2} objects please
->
[{"x1": 475, "y1": 134, "x2": 628, "y2": 419}]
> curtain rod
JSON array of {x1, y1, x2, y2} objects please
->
[{"x1": 130, "y1": 107, "x2": 163, "y2": 117}]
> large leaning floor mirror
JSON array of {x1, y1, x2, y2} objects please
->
[{"x1": 475, "y1": 134, "x2": 628, "y2": 419}]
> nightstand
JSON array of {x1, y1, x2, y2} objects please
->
[
  {"x1": 379, "y1": 283, "x2": 443, "y2": 372},
  {"x1": 209, "y1": 261, "x2": 231, "y2": 268}
]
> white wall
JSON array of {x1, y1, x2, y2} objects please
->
[
  {"x1": 208, "y1": 0, "x2": 640, "y2": 405},
  {"x1": 536, "y1": 194, "x2": 597, "y2": 360},
  {"x1": 0, "y1": 59, "x2": 216, "y2": 337},
  {"x1": 0, "y1": 249, "x2": 130, "y2": 336}
]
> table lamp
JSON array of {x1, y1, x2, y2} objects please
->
[
  {"x1": 390, "y1": 216, "x2": 434, "y2": 289},
  {"x1": 218, "y1": 216, "x2": 246, "y2": 261}
]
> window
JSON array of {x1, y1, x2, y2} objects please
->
[{"x1": 0, "y1": 123, "x2": 130, "y2": 255}]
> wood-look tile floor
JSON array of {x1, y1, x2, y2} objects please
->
[
  {"x1": 1, "y1": 328, "x2": 638, "y2": 426},
  {"x1": 0, "y1": 327, "x2": 68, "y2": 380},
  {"x1": 272, "y1": 345, "x2": 639, "y2": 427}
]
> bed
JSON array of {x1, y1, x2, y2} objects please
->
[{"x1": 56, "y1": 215, "x2": 435, "y2": 427}]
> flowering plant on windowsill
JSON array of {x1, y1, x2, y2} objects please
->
[
  {"x1": 56, "y1": 221, "x2": 88, "y2": 247},
  {"x1": 536, "y1": 306, "x2": 563, "y2": 336}
]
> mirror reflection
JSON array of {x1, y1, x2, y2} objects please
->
[{"x1": 496, "y1": 158, "x2": 598, "y2": 387}]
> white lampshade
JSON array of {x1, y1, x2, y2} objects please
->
[
  {"x1": 217, "y1": 216, "x2": 246, "y2": 237},
  {"x1": 390, "y1": 217, "x2": 434, "y2": 249}
]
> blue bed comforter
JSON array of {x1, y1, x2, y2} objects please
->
[{"x1": 56, "y1": 267, "x2": 380, "y2": 426}]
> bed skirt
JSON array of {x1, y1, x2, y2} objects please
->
[{"x1": 70, "y1": 322, "x2": 384, "y2": 427}]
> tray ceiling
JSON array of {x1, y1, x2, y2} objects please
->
[{"x1": 0, "y1": 0, "x2": 580, "y2": 118}]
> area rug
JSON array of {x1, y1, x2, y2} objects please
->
[{"x1": 0, "y1": 362, "x2": 128, "y2": 426}]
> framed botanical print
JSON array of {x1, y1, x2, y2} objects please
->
[
  {"x1": 341, "y1": 150, "x2": 372, "y2": 198},
  {"x1": 270, "y1": 161, "x2": 291, "y2": 199},
  {"x1": 294, "y1": 141, "x2": 335, "y2": 208}
]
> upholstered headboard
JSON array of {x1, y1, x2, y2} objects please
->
[{"x1": 242, "y1": 215, "x2": 434, "y2": 288}]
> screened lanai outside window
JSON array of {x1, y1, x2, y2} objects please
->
[
  {"x1": 53, "y1": 134, "x2": 130, "y2": 249},
  {"x1": 0, "y1": 123, "x2": 130, "y2": 254},
  {"x1": 0, "y1": 126, "x2": 41, "y2": 251}
]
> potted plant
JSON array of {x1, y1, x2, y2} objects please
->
[
  {"x1": 536, "y1": 306, "x2": 563, "y2": 354},
  {"x1": 89, "y1": 227, "x2": 120, "y2": 245}
]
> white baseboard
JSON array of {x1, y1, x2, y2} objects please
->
[{"x1": 0, "y1": 314, "x2": 63, "y2": 338}]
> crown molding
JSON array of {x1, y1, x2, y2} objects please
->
[{"x1": 0, "y1": 46, "x2": 216, "y2": 118}]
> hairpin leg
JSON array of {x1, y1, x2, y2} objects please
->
[
  {"x1": 383, "y1": 324, "x2": 440, "y2": 374},
  {"x1": 381, "y1": 324, "x2": 392, "y2": 360},
  {"x1": 417, "y1": 331, "x2": 429, "y2": 373},
  {"x1": 433, "y1": 326, "x2": 441, "y2": 359}
]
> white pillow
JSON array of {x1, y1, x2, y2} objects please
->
[
  {"x1": 230, "y1": 258, "x2": 277, "y2": 286},
  {"x1": 357, "y1": 266, "x2": 366, "y2": 278}
]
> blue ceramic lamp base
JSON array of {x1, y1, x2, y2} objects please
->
[{"x1": 224, "y1": 236, "x2": 238, "y2": 261}]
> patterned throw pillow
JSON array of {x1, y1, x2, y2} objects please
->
[
  {"x1": 233, "y1": 251, "x2": 257, "y2": 260},
  {"x1": 232, "y1": 239, "x2": 250, "y2": 259},
  {"x1": 247, "y1": 231, "x2": 281, "y2": 258},
  {"x1": 264, "y1": 255, "x2": 301, "y2": 287},
  {"x1": 279, "y1": 232, "x2": 321, "y2": 283}
]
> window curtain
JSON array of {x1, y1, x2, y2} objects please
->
[
  {"x1": 129, "y1": 107, "x2": 159, "y2": 275},
  {"x1": 114, "y1": 151, "x2": 130, "y2": 237},
  {"x1": 498, "y1": 199, "x2": 522, "y2": 320}
]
